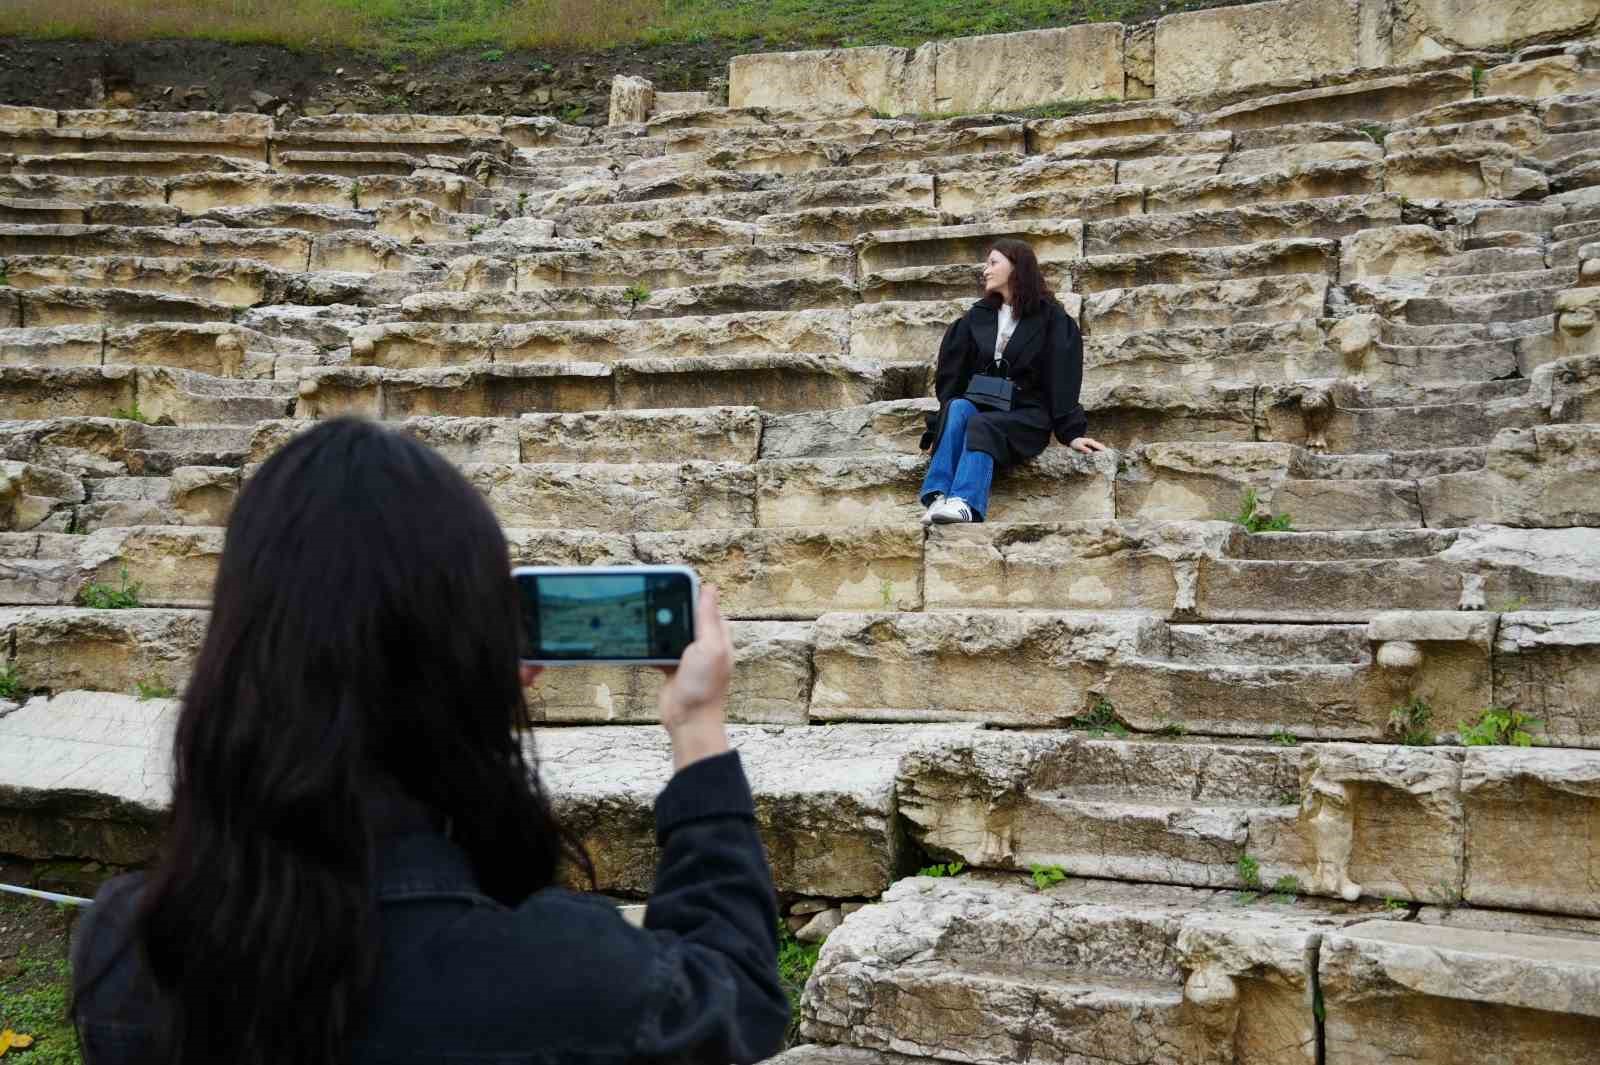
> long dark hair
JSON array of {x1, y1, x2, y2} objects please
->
[
  {"x1": 982, "y1": 237, "x2": 1057, "y2": 319},
  {"x1": 76, "y1": 417, "x2": 590, "y2": 1065}
]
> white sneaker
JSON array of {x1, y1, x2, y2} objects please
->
[
  {"x1": 920, "y1": 493, "x2": 944, "y2": 526},
  {"x1": 929, "y1": 497, "x2": 975, "y2": 524}
]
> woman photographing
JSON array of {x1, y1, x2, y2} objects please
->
[{"x1": 919, "y1": 238, "x2": 1108, "y2": 525}]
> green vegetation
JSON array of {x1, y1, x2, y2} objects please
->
[
  {"x1": 135, "y1": 678, "x2": 178, "y2": 701},
  {"x1": 1386, "y1": 695, "x2": 1434, "y2": 746},
  {"x1": 0, "y1": 267, "x2": 10, "y2": 287},
  {"x1": 480, "y1": 46, "x2": 505, "y2": 61},
  {"x1": 1227, "y1": 488, "x2": 1292, "y2": 533},
  {"x1": 623, "y1": 282, "x2": 652, "y2": 317},
  {"x1": 1030, "y1": 864, "x2": 1067, "y2": 891},
  {"x1": 917, "y1": 861, "x2": 964, "y2": 877},
  {"x1": 1493, "y1": 595, "x2": 1530, "y2": 613},
  {"x1": 776, "y1": 921, "x2": 821, "y2": 1047},
  {"x1": 1269, "y1": 729, "x2": 1299, "y2": 747},
  {"x1": 0, "y1": 941, "x2": 80, "y2": 1065},
  {"x1": 1154, "y1": 720, "x2": 1187, "y2": 738},
  {"x1": 1470, "y1": 64, "x2": 1486, "y2": 97},
  {"x1": 1357, "y1": 123, "x2": 1387, "y2": 146},
  {"x1": 1070, "y1": 697, "x2": 1129, "y2": 738},
  {"x1": 0, "y1": 0, "x2": 1249, "y2": 56},
  {"x1": 1236, "y1": 854, "x2": 1262, "y2": 891},
  {"x1": 77, "y1": 566, "x2": 143, "y2": 610},
  {"x1": 1269, "y1": 875, "x2": 1301, "y2": 902},
  {"x1": 559, "y1": 102, "x2": 591, "y2": 124},
  {"x1": 1458, "y1": 706, "x2": 1541, "y2": 747},
  {"x1": 1383, "y1": 896, "x2": 1409, "y2": 912},
  {"x1": 0, "y1": 664, "x2": 25, "y2": 700},
  {"x1": 110, "y1": 402, "x2": 150, "y2": 425}
]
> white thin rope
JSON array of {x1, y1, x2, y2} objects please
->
[{"x1": 0, "y1": 881, "x2": 94, "y2": 906}]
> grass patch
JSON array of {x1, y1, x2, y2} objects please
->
[
  {"x1": 1268, "y1": 728, "x2": 1299, "y2": 747},
  {"x1": 1069, "y1": 697, "x2": 1129, "y2": 738},
  {"x1": 110, "y1": 402, "x2": 150, "y2": 425},
  {"x1": 0, "y1": 0, "x2": 1251, "y2": 55},
  {"x1": 916, "y1": 860, "x2": 964, "y2": 877},
  {"x1": 1030, "y1": 863, "x2": 1067, "y2": 891},
  {"x1": 776, "y1": 921, "x2": 821, "y2": 1047},
  {"x1": 1459, "y1": 706, "x2": 1541, "y2": 747},
  {"x1": 0, "y1": 893, "x2": 81, "y2": 1065},
  {"x1": 1226, "y1": 487, "x2": 1292, "y2": 533},
  {"x1": 76, "y1": 566, "x2": 143, "y2": 610},
  {"x1": 1386, "y1": 695, "x2": 1434, "y2": 746},
  {"x1": 134, "y1": 678, "x2": 177, "y2": 701},
  {"x1": 0, "y1": 664, "x2": 26, "y2": 700}
]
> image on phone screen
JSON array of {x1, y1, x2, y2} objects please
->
[{"x1": 517, "y1": 570, "x2": 695, "y2": 662}]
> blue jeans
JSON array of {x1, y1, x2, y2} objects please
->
[{"x1": 920, "y1": 399, "x2": 994, "y2": 519}]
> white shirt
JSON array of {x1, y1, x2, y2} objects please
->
[{"x1": 994, "y1": 303, "x2": 1018, "y2": 364}]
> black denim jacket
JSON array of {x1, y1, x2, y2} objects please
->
[{"x1": 71, "y1": 751, "x2": 790, "y2": 1064}]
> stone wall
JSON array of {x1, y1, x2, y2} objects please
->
[{"x1": 718, "y1": 0, "x2": 1600, "y2": 118}]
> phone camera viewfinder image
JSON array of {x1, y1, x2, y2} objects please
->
[{"x1": 516, "y1": 567, "x2": 696, "y2": 665}]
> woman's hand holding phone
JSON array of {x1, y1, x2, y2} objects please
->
[{"x1": 657, "y1": 585, "x2": 733, "y2": 770}]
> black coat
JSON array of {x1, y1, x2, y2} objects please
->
[
  {"x1": 71, "y1": 751, "x2": 790, "y2": 1065},
  {"x1": 919, "y1": 297, "x2": 1089, "y2": 466}
]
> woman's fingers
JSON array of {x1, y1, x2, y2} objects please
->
[{"x1": 1071, "y1": 436, "x2": 1109, "y2": 453}]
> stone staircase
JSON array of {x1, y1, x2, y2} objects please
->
[{"x1": 3, "y1": 15, "x2": 1600, "y2": 1065}]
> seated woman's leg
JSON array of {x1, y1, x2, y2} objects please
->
[
  {"x1": 920, "y1": 399, "x2": 977, "y2": 506},
  {"x1": 950, "y1": 447, "x2": 995, "y2": 521}
]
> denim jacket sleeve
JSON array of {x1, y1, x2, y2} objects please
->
[{"x1": 630, "y1": 749, "x2": 789, "y2": 1063}]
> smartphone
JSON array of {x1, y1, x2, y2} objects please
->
[{"x1": 514, "y1": 565, "x2": 699, "y2": 666}]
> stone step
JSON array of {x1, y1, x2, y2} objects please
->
[
  {"x1": 273, "y1": 150, "x2": 433, "y2": 177},
  {"x1": 12, "y1": 152, "x2": 269, "y2": 178},
  {"x1": 803, "y1": 875, "x2": 1378, "y2": 1065},
  {"x1": 399, "y1": 275, "x2": 860, "y2": 323},
  {"x1": 167, "y1": 172, "x2": 479, "y2": 213},
  {"x1": 0, "y1": 416, "x2": 254, "y2": 475},
  {"x1": 1420, "y1": 424, "x2": 1600, "y2": 529},
  {"x1": 515, "y1": 242, "x2": 854, "y2": 290},
  {"x1": 1145, "y1": 160, "x2": 1383, "y2": 213},
  {"x1": 1075, "y1": 237, "x2": 1338, "y2": 293},
  {"x1": 856, "y1": 220, "x2": 1082, "y2": 274},
  {"x1": 1083, "y1": 194, "x2": 1400, "y2": 255},
  {"x1": 0, "y1": 365, "x2": 294, "y2": 425},
  {"x1": 0, "y1": 223, "x2": 312, "y2": 270},
  {"x1": 557, "y1": 175, "x2": 935, "y2": 234},
  {"x1": 269, "y1": 130, "x2": 504, "y2": 159},
  {"x1": 350, "y1": 309, "x2": 849, "y2": 369},
  {"x1": 899, "y1": 731, "x2": 1600, "y2": 916},
  {"x1": 1085, "y1": 274, "x2": 1330, "y2": 334},
  {"x1": 1, "y1": 254, "x2": 288, "y2": 307},
  {"x1": 1035, "y1": 129, "x2": 1234, "y2": 162},
  {"x1": 0, "y1": 174, "x2": 167, "y2": 205},
  {"x1": 0, "y1": 127, "x2": 266, "y2": 162},
  {"x1": 1199, "y1": 69, "x2": 1475, "y2": 132},
  {"x1": 1255, "y1": 378, "x2": 1551, "y2": 453},
  {"x1": 0, "y1": 198, "x2": 182, "y2": 227}
]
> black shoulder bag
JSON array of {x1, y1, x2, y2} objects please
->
[{"x1": 962, "y1": 359, "x2": 1013, "y2": 412}]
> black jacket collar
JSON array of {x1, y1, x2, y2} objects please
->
[{"x1": 969, "y1": 299, "x2": 1048, "y2": 372}]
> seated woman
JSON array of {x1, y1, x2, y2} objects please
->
[
  {"x1": 919, "y1": 238, "x2": 1107, "y2": 524},
  {"x1": 70, "y1": 418, "x2": 789, "y2": 1065}
]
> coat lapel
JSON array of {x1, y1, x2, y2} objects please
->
[
  {"x1": 970, "y1": 304, "x2": 999, "y2": 365},
  {"x1": 1001, "y1": 310, "x2": 1046, "y2": 371}
]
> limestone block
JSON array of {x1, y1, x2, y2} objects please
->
[
  {"x1": 168, "y1": 466, "x2": 238, "y2": 527},
  {"x1": 1385, "y1": 145, "x2": 1549, "y2": 202},
  {"x1": 856, "y1": 220, "x2": 1082, "y2": 274},
  {"x1": 810, "y1": 610, "x2": 1155, "y2": 725},
  {"x1": 1492, "y1": 611, "x2": 1600, "y2": 748},
  {"x1": 166, "y1": 172, "x2": 356, "y2": 211},
  {"x1": 1339, "y1": 225, "x2": 1456, "y2": 279},
  {"x1": 1118, "y1": 153, "x2": 1225, "y2": 185},
  {"x1": 498, "y1": 310, "x2": 849, "y2": 366},
  {"x1": 1385, "y1": 112, "x2": 1547, "y2": 156},
  {"x1": 385, "y1": 416, "x2": 519, "y2": 466},
  {"x1": 463, "y1": 461, "x2": 756, "y2": 533},
  {"x1": 1296, "y1": 743, "x2": 1464, "y2": 905},
  {"x1": 924, "y1": 520, "x2": 1232, "y2": 613},
  {"x1": 756, "y1": 449, "x2": 1116, "y2": 529},
  {"x1": 1488, "y1": 54, "x2": 1600, "y2": 97},
  {"x1": 104, "y1": 323, "x2": 275, "y2": 379},
  {"x1": 1390, "y1": 0, "x2": 1600, "y2": 61},
  {"x1": 1116, "y1": 442, "x2": 1295, "y2": 523},
  {"x1": 932, "y1": 25, "x2": 1125, "y2": 113},
  {"x1": 1154, "y1": 0, "x2": 1360, "y2": 99},
  {"x1": 535, "y1": 724, "x2": 972, "y2": 897},
  {"x1": 0, "y1": 690, "x2": 173, "y2": 862},
  {"x1": 76, "y1": 527, "x2": 222, "y2": 608},
  {"x1": 635, "y1": 526, "x2": 923, "y2": 618},
  {"x1": 0, "y1": 460, "x2": 83, "y2": 532},
  {"x1": 606, "y1": 217, "x2": 760, "y2": 250},
  {"x1": 501, "y1": 529, "x2": 635, "y2": 569},
  {"x1": 58, "y1": 110, "x2": 272, "y2": 137},
  {"x1": 520, "y1": 408, "x2": 762, "y2": 464},
  {"x1": 1419, "y1": 425, "x2": 1600, "y2": 528},
  {"x1": 1319, "y1": 921, "x2": 1600, "y2": 1065},
  {"x1": 1146, "y1": 161, "x2": 1383, "y2": 214},
  {"x1": 936, "y1": 159, "x2": 1116, "y2": 217},
  {"x1": 1078, "y1": 238, "x2": 1337, "y2": 294},
  {"x1": 139, "y1": 366, "x2": 295, "y2": 426},
  {"x1": 760, "y1": 400, "x2": 934, "y2": 460},
  {"x1": 526, "y1": 621, "x2": 812, "y2": 725},
  {"x1": 614, "y1": 354, "x2": 884, "y2": 414},
  {"x1": 729, "y1": 46, "x2": 936, "y2": 115},
  {"x1": 1041, "y1": 130, "x2": 1232, "y2": 162},
  {"x1": 848, "y1": 299, "x2": 971, "y2": 363},
  {"x1": 1088, "y1": 320, "x2": 1341, "y2": 385},
  {"x1": 0, "y1": 106, "x2": 56, "y2": 130},
  {"x1": 608, "y1": 75, "x2": 654, "y2": 127},
  {"x1": 1462, "y1": 747, "x2": 1600, "y2": 917},
  {"x1": 1366, "y1": 610, "x2": 1496, "y2": 722},
  {"x1": 1222, "y1": 140, "x2": 1383, "y2": 176},
  {"x1": 1085, "y1": 276, "x2": 1329, "y2": 335},
  {"x1": 0, "y1": 365, "x2": 136, "y2": 421},
  {"x1": 1027, "y1": 107, "x2": 1187, "y2": 147},
  {"x1": 0, "y1": 606, "x2": 206, "y2": 693},
  {"x1": 516, "y1": 244, "x2": 853, "y2": 293},
  {"x1": 1203, "y1": 70, "x2": 1475, "y2": 132}
]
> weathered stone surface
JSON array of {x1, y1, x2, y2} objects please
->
[
  {"x1": 1203, "y1": 70, "x2": 1475, "y2": 132},
  {"x1": 527, "y1": 621, "x2": 812, "y2": 724},
  {"x1": 857, "y1": 220, "x2": 1081, "y2": 273},
  {"x1": 1154, "y1": 0, "x2": 1360, "y2": 99},
  {"x1": 729, "y1": 46, "x2": 936, "y2": 116},
  {"x1": 464, "y1": 461, "x2": 756, "y2": 532},
  {"x1": 0, "y1": 365, "x2": 137, "y2": 421},
  {"x1": 1084, "y1": 275, "x2": 1329, "y2": 335},
  {"x1": 1462, "y1": 746, "x2": 1600, "y2": 916},
  {"x1": 810, "y1": 611, "x2": 1154, "y2": 725},
  {"x1": 1340, "y1": 225, "x2": 1457, "y2": 279},
  {"x1": 1087, "y1": 195, "x2": 1397, "y2": 256},
  {"x1": 0, "y1": 459, "x2": 83, "y2": 531},
  {"x1": 936, "y1": 158, "x2": 1115, "y2": 216},
  {"x1": 298, "y1": 364, "x2": 612, "y2": 421},
  {"x1": 614, "y1": 354, "x2": 886, "y2": 413},
  {"x1": 1385, "y1": 145, "x2": 1549, "y2": 202},
  {"x1": 1420, "y1": 425, "x2": 1600, "y2": 528},
  {"x1": 848, "y1": 299, "x2": 969, "y2": 363},
  {"x1": 535, "y1": 723, "x2": 973, "y2": 897},
  {"x1": 75, "y1": 526, "x2": 222, "y2": 607},
  {"x1": 1492, "y1": 611, "x2": 1600, "y2": 748},
  {"x1": 1389, "y1": 0, "x2": 1600, "y2": 61},
  {"x1": 634, "y1": 526, "x2": 923, "y2": 618},
  {"x1": 519, "y1": 407, "x2": 762, "y2": 464},
  {"x1": 933, "y1": 25, "x2": 1125, "y2": 113},
  {"x1": 0, "y1": 606, "x2": 206, "y2": 693},
  {"x1": 0, "y1": 690, "x2": 172, "y2": 862},
  {"x1": 760, "y1": 400, "x2": 933, "y2": 460},
  {"x1": 609, "y1": 75, "x2": 654, "y2": 127},
  {"x1": 1320, "y1": 921, "x2": 1600, "y2": 1065}
]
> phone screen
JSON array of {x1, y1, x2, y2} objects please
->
[{"x1": 517, "y1": 570, "x2": 695, "y2": 662}]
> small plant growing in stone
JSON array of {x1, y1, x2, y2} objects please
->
[
  {"x1": 0, "y1": 266, "x2": 9, "y2": 287},
  {"x1": 348, "y1": 179, "x2": 361, "y2": 209},
  {"x1": 776, "y1": 920, "x2": 822, "y2": 1046},
  {"x1": 623, "y1": 282, "x2": 652, "y2": 317},
  {"x1": 1155, "y1": 720, "x2": 1187, "y2": 738},
  {"x1": 0, "y1": 663, "x2": 24, "y2": 700},
  {"x1": 1269, "y1": 729, "x2": 1299, "y2": 747},
  {"x1": 1269, "y1": 875, "x2": 1302, "y2": 903},
  {"x1": 1030, "y1": 864, "x2": 1067, "y2": 891},
  {"x1": 560, "y1": 102, "x2": 589, "y2": 124},
  {"x1": 112, "y1": 402, "x2": 151, "y2": 425},
  {"x1": 466, "y1": 222, "x2": 485, "y2": 237},
  {"x1": 135, "y1": 678, "x2": 177, "y2": 701},
  {"x1": 1228, "y1": 488, "x2": 1292, "y2": 533},
  {"x1": 1387, "y1": 695, "x2": 1434, "y2": 746},
  {"x1": 1069, "y1": 697, "x2": 1128, "y2": 737},
  {"x1": 1383, "y1": 897, "x2": 1408, "y2": 913},
  {"x1": 78, "y1": 566, "x2": 143, "y2": 609},
  {"x1": 1236, "y1": 854, "x2": 1263, "y2": 891},
  {"x1": 1470, "y1": 64, "x2": 1486, "y2": 96},
  {"x1": 1458, "y1": 706, "x2": 1541, "y2": 747},
  {"x1": 1357, "y1": 124, "x2": 1387, "y2": 146},
  {"x1": 480, "y1": 48, "x2": 506, "y2": 62},
  {"x1": 1493, "y1": 595, "x2": 1530, "y2": 613},
  {"x1": 917, "y1": 861, "x2": 964, "y2": 878},
  {"x1": 516, "y1": 191, "x2": 529, "y2": 217}
]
